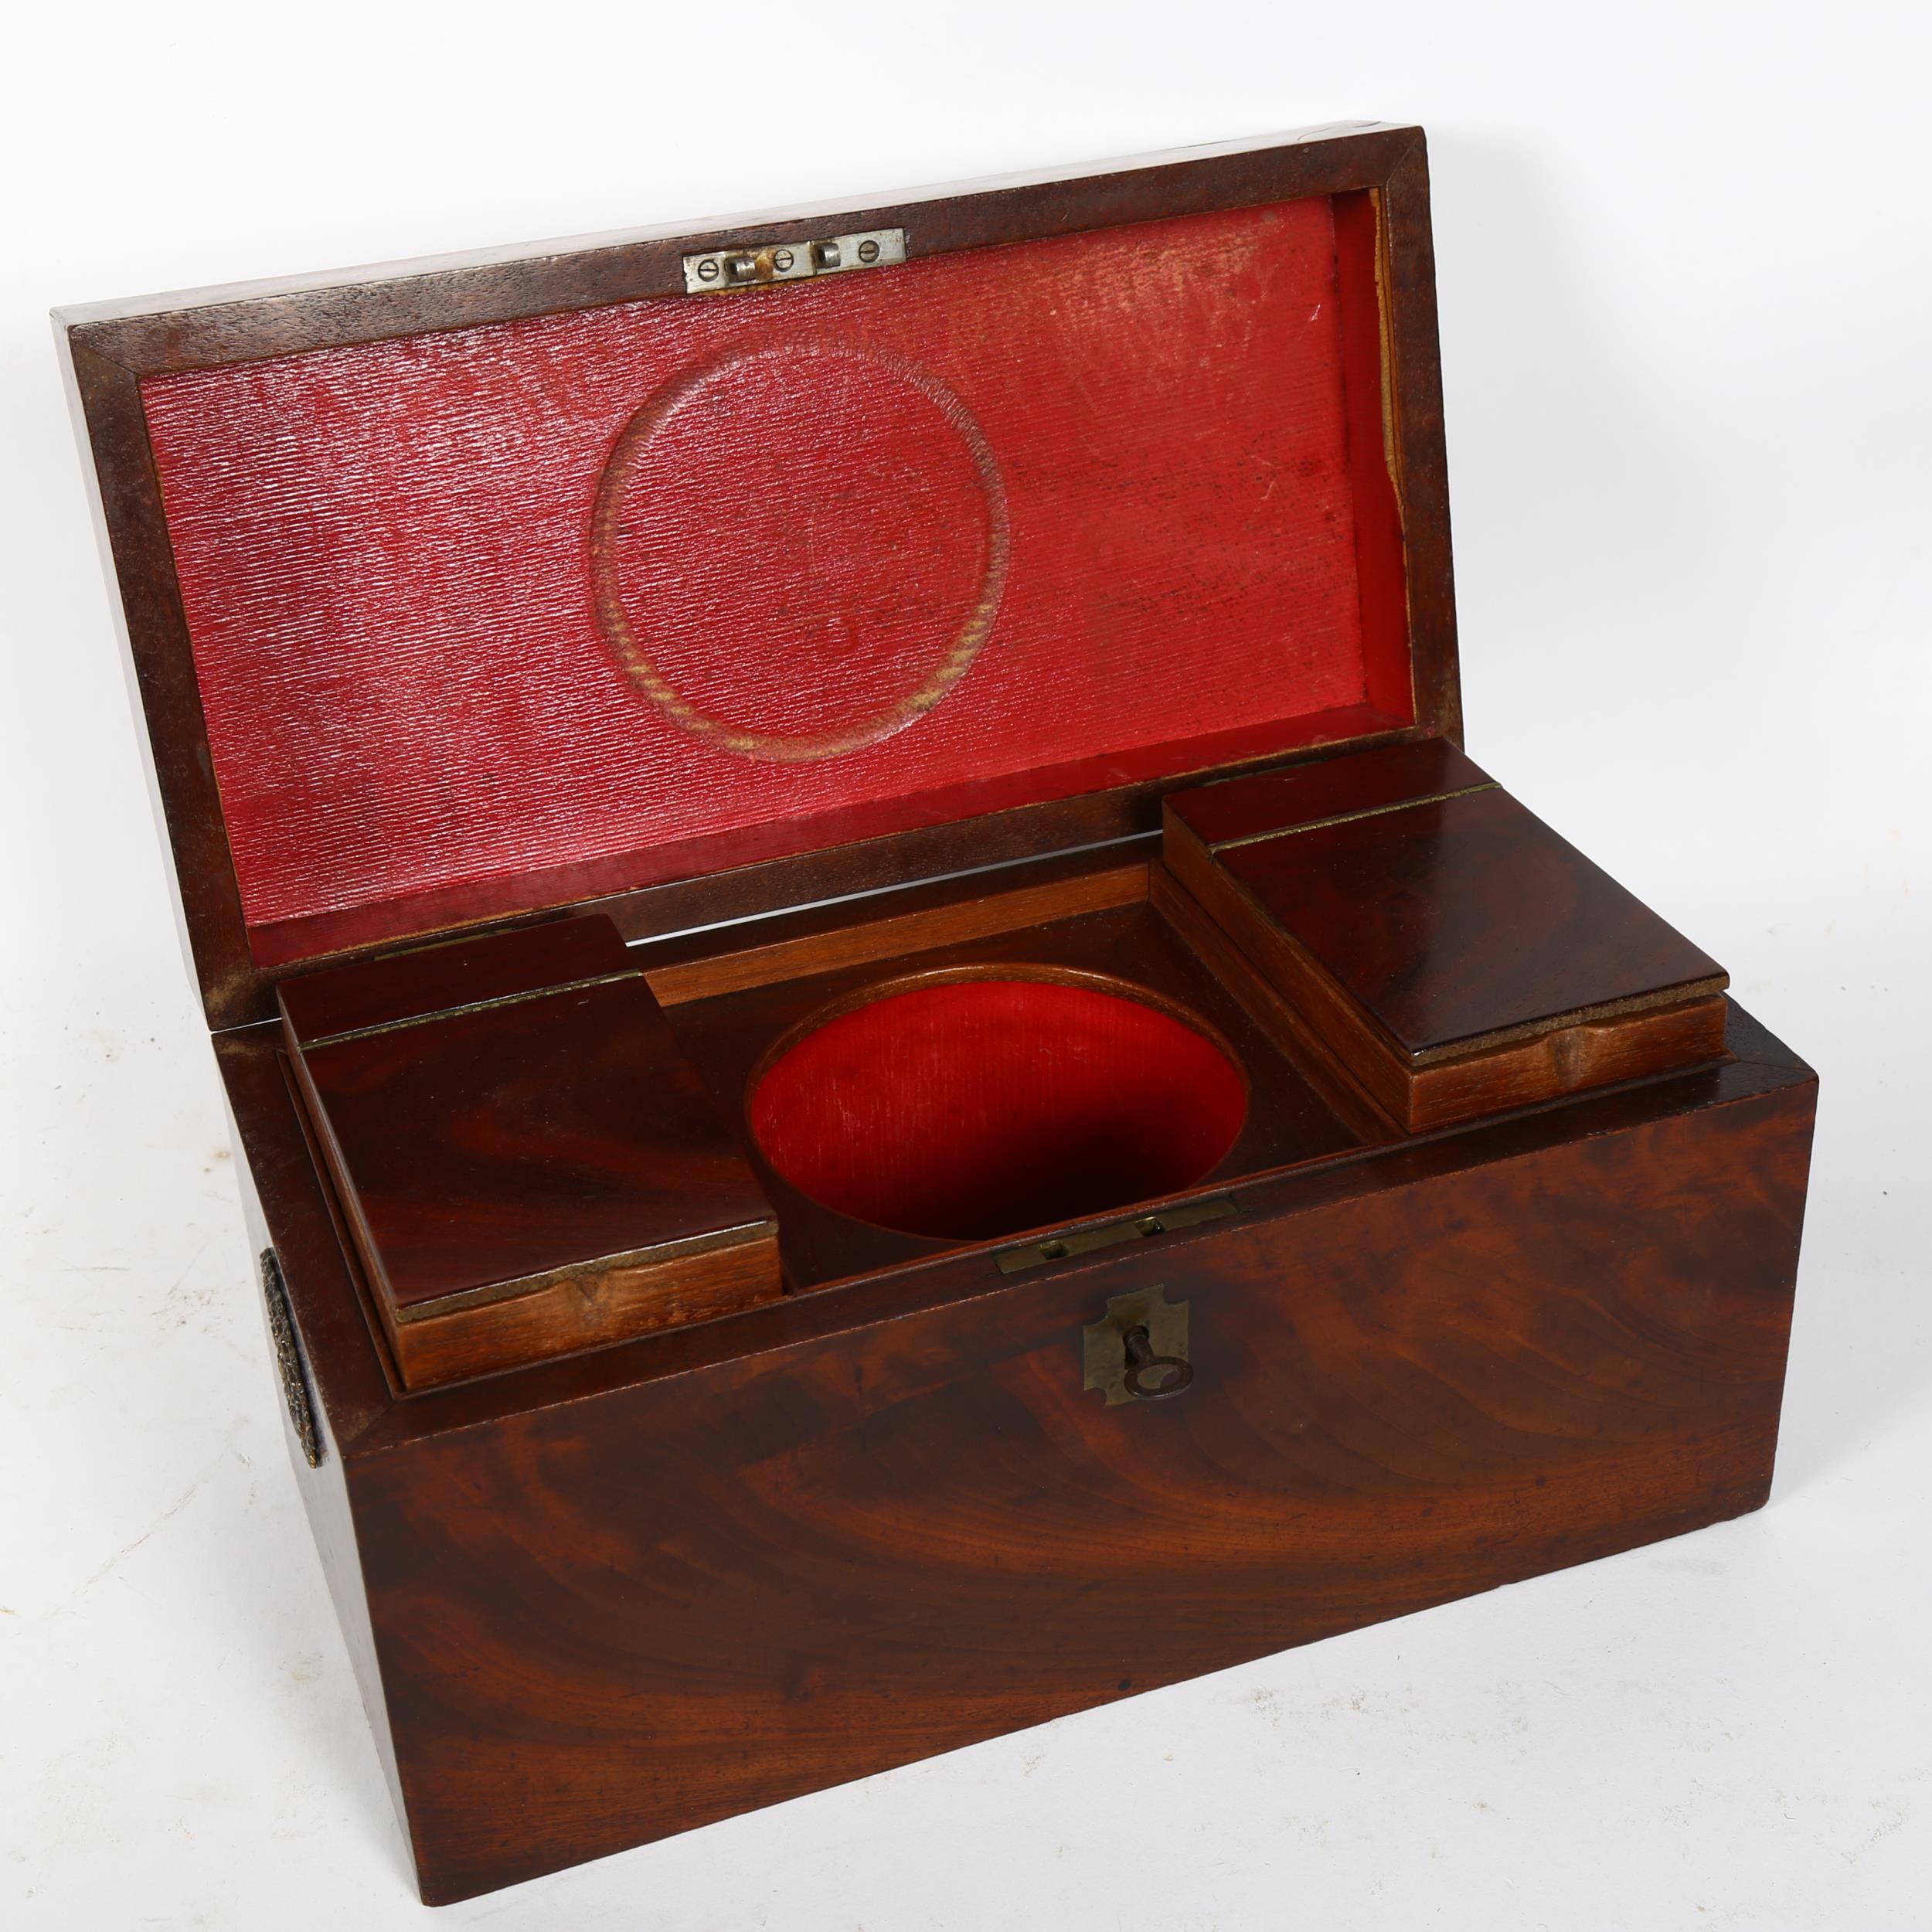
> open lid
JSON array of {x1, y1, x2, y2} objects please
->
[{"x1": 60, "y1": 121, "x2": 1459, "y2": 1029}]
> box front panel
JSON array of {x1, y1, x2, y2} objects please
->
[{"x1": 349, "y1": 1071, "x2": 1812, "y2": 1902}]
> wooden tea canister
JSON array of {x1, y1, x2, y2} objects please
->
[
  {"x1": 277, "y1": 915, "x2": 781, "y2": 1389},
  {"x1": 1163, "y1": 740, "x2": 1731, "y2": 1130}
]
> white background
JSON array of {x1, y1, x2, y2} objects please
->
[{"x1": 4, "y1": 3, "x2": 1928, "y2": 1926}]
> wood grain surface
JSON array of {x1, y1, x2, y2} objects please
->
[
  {"x1": 281, "y1": 917, "x2": 780, "y2": 1387},
  {"x1": 363, "y1": 1038, "x2": 1812, "y2": 1900},
  {"x1": 1216, "y1": 786, "x2": 1725, "y2": 1055},
  {"x1": 278, "y1": 913, "x2": 631, "y2": 1043},
  {"x1": 1147, "y1": 861, "x2": 1398, "y2": 1144},
  {"x1": 1166, "y1": 733, "x2": 1488, "y2": 851},
  {"x1": 1166, "y1": 747, "x2": 1730, "y2": 1128},
  {"x1": 216, "y1": 996, "x2": 1814, "y2": 1902},
  {"x1": 642, "y1": 856, "x2": 1149, "y2": 1006}
]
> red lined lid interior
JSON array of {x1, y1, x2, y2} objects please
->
[
  {"x1": 749, "y1": 976, "x2": 1249, "y2": 1241},
  {"x1": 141, "y1": 192, "x2": 1410, "y2": 965}
]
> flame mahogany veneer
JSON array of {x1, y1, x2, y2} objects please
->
[
  {"x1": 61, "y1": 123, "x2": 1814, "y2": 1904},
  {"x1": 277, "y1": 917, "x2": 781, "y2": 1390},
  {"x1": 1163, "y1": 740, "x2": 1732, "y2": 1130}
]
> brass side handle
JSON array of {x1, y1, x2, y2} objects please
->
[{"x1": 260, "y1": 1250, "x2": 323, "y2": 1468}]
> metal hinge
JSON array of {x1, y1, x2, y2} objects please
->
[{"x1": 682, "y1": 227, "x2": 907, "y2": 294}]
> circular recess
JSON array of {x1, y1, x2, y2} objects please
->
[
  {"x1": 590, "y1": 342, "x2": 1009, "y2": 763},
  {"x1": 748, "y1": 973, "x2": 1248, "y2": 1242}
]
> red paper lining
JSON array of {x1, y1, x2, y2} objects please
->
[{"x1": 141, "y1": 193, "x2": 1411, "y2": 960}]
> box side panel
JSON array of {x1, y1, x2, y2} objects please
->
[
  {"x1": 349, "y1": 1071, "x2": 1815, "y2": 1902},
  {"x1": 222, "y1": 1085, "x2": 409, "y2": 1854}
]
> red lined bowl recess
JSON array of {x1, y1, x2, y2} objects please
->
[{"x1": 749, "y1": 975, "x2": 1248, "y2": 1242}]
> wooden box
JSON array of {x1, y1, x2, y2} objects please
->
[{"x1": 58, "y1": 122, "x2": 1815, "y2": 1903}]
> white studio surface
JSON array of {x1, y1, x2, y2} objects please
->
[{"x1": 3, "y1": 4, "x2": 1928, "y2": 1927}]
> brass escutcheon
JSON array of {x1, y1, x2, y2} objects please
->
[{"x1": 1083, "y1": 1284, "x2": 1191, "y2": 1406}]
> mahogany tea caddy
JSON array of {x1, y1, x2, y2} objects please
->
[{"x1": 59, "y1": 122, "x2": 1815, "y2": 1903}]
